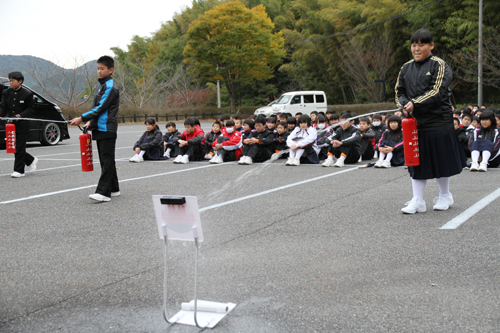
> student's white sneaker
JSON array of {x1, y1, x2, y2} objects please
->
[
  {"x1": 401, "y1": 197, "x2": 426, "y2": 214},
  {"x1": 333, "y1": 156, "x2": 345, "y2": 167},
  {"x1": 374, "y1": 159, "x2": 384, "y2": 168},
  {"x1": 291, "y1": 158, "x2": 300, "y2": 166},
  {"x1": 129, "y1": 155, "x2": 138, "y2": 162},
  {"x1": 358, "y1": 156, "x2": 362, "y2": 163},
  {"x1": 173, "y1": 155, "x2": 182, "y2": 164},
  {"x1": 380, "y1": 160, "x2": 391, "y2": 168},
  {"x1": 238, "y1": 156, "x2": 246, "y2": 164},
  {"x1": 11, "y1": 171, "x2": 25, "y2": 178},
  {"x1": 111, "y1": 191, "x2": 121, "y2": 197},
  {"x1": 214, "y1": 155, "x2": 224, "y2": 164},
  {"x1": 373, "y1": 151, "x2": 378, "y2": 159},
  {"x1": 478, "y1": 162, "x2": 488, "y2": 172},
  {"x1": 470, "y1": 161, "x2": 479, "y2": 171},
  {"x1": 163, "y1": 150, "x2": 170, "y2": 158},
  {"x1": 179, "y1": 155, "x2": 189, "y2": 164},
  {"x1": 322, "y1": 155, "x2": 334, "y2": 167},
  {"x1": 28, "y1": 157, "x2": 38, "y2": 172},
  {"x1": 204, "y1": 153, "x2": 213, "y2": 160},
  {"x1": 285, "y1": 157, "x2": 293, "y2": 166},
  {"x1": 89, "y1": 193, "x2": 111, "y2": 202},
  {"x1": 243, "y1": 156, "x2": 253, "y2": 165},
  {"x1": 271, "y1": 153, "x2": 279, "y2": 160},
  {"x1": 433, "y1": 193, "x2": 454, "y2": 211}
]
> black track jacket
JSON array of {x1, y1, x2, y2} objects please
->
[{"x1": 395, "y1": 53, "x2": 453, "y2": 131}]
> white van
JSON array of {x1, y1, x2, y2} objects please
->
[{"x1": 271, "y1": 91, "x2": 327, "y2": 116}]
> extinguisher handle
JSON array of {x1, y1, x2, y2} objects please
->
[{"x1": 78, "y1": 124, "x2": 88, "y2": 134}]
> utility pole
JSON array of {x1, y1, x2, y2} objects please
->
[
  {"x1": 217, "y1": 65, "x2": 221, "y2": 108},
  {"x1": 478, "y1": 0, "x2": 483, "y2": 106}
]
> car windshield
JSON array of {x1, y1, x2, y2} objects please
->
[{"x1": 275, "y1": 95, "x2": 292, "y2": 104}]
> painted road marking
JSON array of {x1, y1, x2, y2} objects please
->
[{"x1": 440, "y1": 187, "x2": 500, "y2": 229}]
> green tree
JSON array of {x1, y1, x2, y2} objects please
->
[{"x1": 183, "y1": 1, "x2": 286, "y2": 112}]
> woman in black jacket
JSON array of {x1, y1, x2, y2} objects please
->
[
  {"x1": 395, "y1": 29, "x2": 466, "y2": 214},
  {"x1": 130, "y1": 118, "x2": 166, "y2": 162}
]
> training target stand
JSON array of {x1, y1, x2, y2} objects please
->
[{"x1": 153, "y1": 195, "x2": 236, "y2": 328}]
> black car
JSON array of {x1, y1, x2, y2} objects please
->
[{"x1": 0, "y1": 77, "x2": 70, "y2": 146}]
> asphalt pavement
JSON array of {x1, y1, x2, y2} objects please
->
[{"x1": 1, "y1": 122, "x2": 499, "y2": 332}]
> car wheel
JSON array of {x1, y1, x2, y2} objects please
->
[{"x1": 40, "y1": 122, "x2": 61, "y2": 145}]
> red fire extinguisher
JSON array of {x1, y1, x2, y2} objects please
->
[
  {"x1": 79, "y1": 126, "x2": 93, "y2": 172},
  {"x1": 6, "y1": 123, "x2": 16, "y2": 153},
  {"x1": 402, "y1": 114, "x2": 420, "y2": 166}
]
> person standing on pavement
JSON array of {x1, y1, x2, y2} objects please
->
[
  {"x1": 0, "y1": 71, "x2": 38, "y2": 178},
  {"x1": 70, "y1": 56, "x2": 120, "y2": 202},
  {"x1": 395, "y1": 29, "x2": 466, "y2": 214}
]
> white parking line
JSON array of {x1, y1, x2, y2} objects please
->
[
  {"x1": 0, "y1": 163, "x2": 228, "y2": 204},
  {"x1": 440, "y1": 187, "x2": 500, "y2": 230},
  {"x1": 199, "y1": 167, "x2": 358, "y2": 212}
]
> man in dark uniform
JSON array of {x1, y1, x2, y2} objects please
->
[{"x1": 0, "y1": 71, "x2": 38, "y2": 178}]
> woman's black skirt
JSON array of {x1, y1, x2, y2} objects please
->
[{"x1": 408, "y1": 128, "x2": 466, "y2": 180}]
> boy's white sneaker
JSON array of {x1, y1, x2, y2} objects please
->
[
  {"x1": 163, "y1": 151, "x2": 170, "y2": 158},
  {"x1": 478, "y1": 162, "x2": 488, "y2": 172},
  {"x1": 243, "y1": 156, "x2": 253, "y2": 165},
  {"x1": 322, "y1": 155, "x2": 334, "y2": 167},
  {"x1": 291, "y1": 158, "x2": 300, "y2": 166},
  {"x1": 401, "y1": 197, "x2": 426, "y2": 214},
  {"x1": 380, "y1": 160, "x2": 391, "y2": 168},
  {"x1": 333, "y1": 156, "x2": 345, "y2": 167},
  {"x1": 204, "y1": 153, "x2": 213, "y2": 160},
  {"x1": 433, "y1": 193, "x2": 454, "y2": 211},
  {"x1": 374, "y1": 160, "x2": 383, "y2": 168},
  {"x1": 358, "y1": 156, "x2": 362, "y2": 163},
  {"x1": 129, "y1": 155, "x2": 137, "y2": 162},
  {"x1": 238, "y1": 156, "x2": 246, "y2": 164},
  {"x1": 89, "y1": 193, "x2": 111, "y2": 202},
  {"x1": 173, "y1": 155, "x2": 182, "y2": 164},
  {"x1": 373, "y1": 151, "x2": 378, "y2": 159},
  {"x1": 271, "y1": 153, "x2": 279, "y2": 160},
  {"x1": 285, "y1": 157, "x2": 293, "y2": 166},
  {"x1": 11, "y1": 171, "x2": 25, "y2": 178},
  {"x1": 28, "y1": 157, "x2": 38, "y2": 172},
  {"x1": 179, "y1": 155, "x2": 189, "y2": 164},
  {"x1": 111, "y1": 191, "x2": 121, "y2": 197},
  {"x1": 470, "y1": 161, "x2": 479, "y2": 171}
]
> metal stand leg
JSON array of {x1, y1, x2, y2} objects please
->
[
  {"x1": 162, "y1": 236, "x2": 177, "y2": 325},
  {"x1": 193, "y1": 237, "x2": 208, "y2": 328}
]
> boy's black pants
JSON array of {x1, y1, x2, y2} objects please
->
[
  {"x1": 95, "y1": 137, "x2": 119, "y2": 197},
  {"x1": 14, "y1": 130, "x2": 35, "y2": 174},
  {"x1": 361, "y1": 142, "x2": 375, "y2": 160},
  {"x1": 242, "y1": 144, "x2": 271, "y2": 162},
  {"x1": 330, "y1": 145, "x2": 360, "y2": 164},
  {"x1": 175, "y1": 143, "x2": 203, "y2": 161}
]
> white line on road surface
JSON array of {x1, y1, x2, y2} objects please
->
[
  {"x1": 0, "y1": 163, "x2": 228, "y2": 204},
  {"x1": 199, "y1": 167, "x2": 358, "y2": 212},
  {"x1": 440, "y1": 187, "x2": 500, "y2": 230}
]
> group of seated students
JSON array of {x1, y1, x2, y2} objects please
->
[{"x1": 128, "y1": 104, "x2": 500, "y2": 172}]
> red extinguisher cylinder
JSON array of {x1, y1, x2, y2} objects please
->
[
  {"x1": 402, "y1": 117, "x2": 420, "y2": 166},
  {"x1": 79, "y1": 130, "x2": 93, "y2": 172},
  {"x1": 6, "y1": 123, "x2": 16, "y2": 153}
]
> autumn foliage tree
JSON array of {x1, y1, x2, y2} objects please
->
[{"x1": 183, "y1": 1, "x2": 286, "y2": 112}]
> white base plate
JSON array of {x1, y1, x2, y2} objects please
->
[{"x1": 168, "y1": 302, "x2": 236, "y2": 328}]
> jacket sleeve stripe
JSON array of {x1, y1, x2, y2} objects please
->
[{"x1": 412, "y1": 57, "x2": 445, "y2": 104}]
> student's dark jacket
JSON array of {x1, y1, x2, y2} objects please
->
[
  {"x1": 251, "y1": 128, "x2": 274, "y2": 146},
  {"x1": 163, "y1": 129, "x2": 180, "y2": 144},
  {"x1": 370, "y1": 123, "x2": 387, "y2": 145},
  {"x1": 134, "y1": 129, "x2": 163, "y2": 151},
  {"x1": 179, "y1": 124, "x2": 205, "y2": 145},
  {"x1": 273, "y1": 130, "x2": 289, "y2": 144},
  {"x1": 242, "y1": 129, "x2": 256, "y2": 140},
  {"x1": 335, "y1": 125, "x2": 361, "y2": 150},
  {"x1": 395, "y1": 53, "x2": 453, "y2": 131},
  {"x1": 205, "y1": 130, "x2": 221, "y2": 146},
  {"x1": 455, "y1": 126, "x2": 467, "y2": 144},
  {"x1": 82, "y1": 76, "x2": 119, "y2": 140},
  {"x1": 360, "y1": 128, "x2": 376, "y2": 152},
  {"x1": 468, "y1": 126, "x2": 500, "y2": 155},
  {"x1": 0, "y1": 86, "x2": 34, "y2": 133},
  {"x1": 378, "y1": 128, "x2": 404, "y2": 152}
]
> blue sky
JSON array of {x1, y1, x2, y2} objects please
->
[{"x1": 0, "y1": 0, "x2": 193, "y2": 68}]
